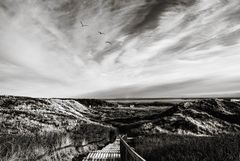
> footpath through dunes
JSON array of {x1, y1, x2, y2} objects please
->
[
  {"x1": 83, "y1": 137, "x2": 120, "y2": 161},
  {"x1": 1, "y1": 96, "x2": 240, "y2": 160},
  {"x1": 83, "y1": 136, "x2": 147, "y2": 161}
]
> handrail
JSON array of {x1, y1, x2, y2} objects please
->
[{"x1": 119, "y1": 135, "x2": 146, "y2": 161}]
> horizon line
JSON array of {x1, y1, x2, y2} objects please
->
[{"x1": 0, "y1": 95, "x2": 240, "y2": 100}]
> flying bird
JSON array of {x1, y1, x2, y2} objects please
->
[
  {"x1": 98, "y1": 31, "x2": 105, "y2": 35},
  {"x1": 80, "y1": 21, "x2": 88, "y2": 27},
  {"x1": 106, "y1": 41, "x2": 112, "y2": 45}
]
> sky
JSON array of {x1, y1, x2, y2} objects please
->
[{"x1": 0, "y1": 0, "x2": 240, "y2": 98}]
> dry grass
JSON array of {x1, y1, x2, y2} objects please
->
[
  {"x1": 0, "y1": 132, "x2": 76, "y2": 161},
  {"x1": 0, "y1": 123, "x2": 116, "y2": 161},
  {"x1": 134, "y1": 134, "x2": 240, "y2": 161}
]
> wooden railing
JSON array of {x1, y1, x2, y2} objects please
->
[{"x1": 119, "y1": 136, "x2": 146, "y2": 161}]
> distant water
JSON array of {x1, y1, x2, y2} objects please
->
[{"x1": 104, "y1": 98, "x2": 197, "y2": 104}]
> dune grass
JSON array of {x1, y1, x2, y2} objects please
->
[
  {"x1": 134, "y1": 134, "x2": 240, "y2": 161},
  {"x1": 0, "y1": 123, "x2": 116, "y2": 161},
  {"x1": 0, "y1": 132, "x2": 76, "y2": 161}
]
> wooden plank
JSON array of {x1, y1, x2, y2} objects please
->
[
  {"x1": 84, "y1": 151, "x2": 120, "y2": 160},
  {"x1": 83, "y1": 136, "x2": 139, "y2": 161}
]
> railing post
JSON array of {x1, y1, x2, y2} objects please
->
[{"x1": 120, "y1": 138, "x2": 126, "y2": 161}]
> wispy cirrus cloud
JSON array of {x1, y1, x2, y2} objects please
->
[{"x1": 0, "y1": 0, "x2": 240, "y2": 98}]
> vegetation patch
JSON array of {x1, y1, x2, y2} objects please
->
[{"x1": 134, "y1": 134, "x2": 240, "y2": 161}]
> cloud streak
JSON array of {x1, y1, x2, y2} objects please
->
[{"x1": 0, "y1": 0, "x2": 240, "y2": 98}]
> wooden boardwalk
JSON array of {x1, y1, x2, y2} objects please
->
[
  {"x1": 83, "y1": 138, "x2": 121, "y2": 161},
  {"x1": 83, "y1": 136, "x2": 146, "y2": 161}
]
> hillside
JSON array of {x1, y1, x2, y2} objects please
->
[
  {"x1": 118, "y1": 99, "x2": 240, "y2": 136},
  {"x1": 0, "y1": 96, "x2": 116, "y2": 161},
  {"x1": 76, "y1": 98, "x2": 240, "y2": 136}
]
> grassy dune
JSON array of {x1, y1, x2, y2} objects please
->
[
  {"x1": 134, "y1": 134, "x2": 240, "y2": 161},
  {"x1": 0, "y1": 96, "x2": 117, "y2": 160}
]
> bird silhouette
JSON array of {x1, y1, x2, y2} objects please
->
[
  {"x1": 106, "y1": 41, "x2": 112, "y2": 45},
  {"x1": 98, "y1": 31, "x2": 105, "y2": 35},
  {"x1": 80, "y1": 21, "x2": 88, "y2": 27}
]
